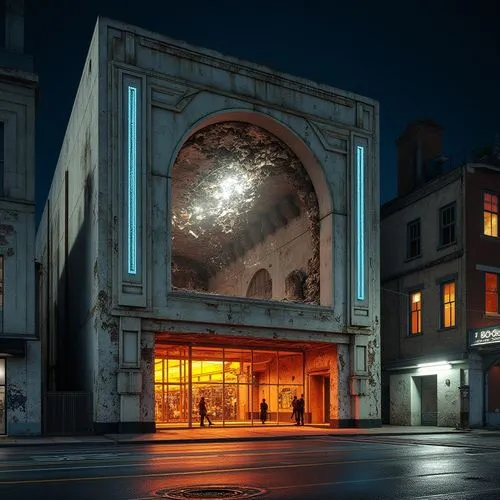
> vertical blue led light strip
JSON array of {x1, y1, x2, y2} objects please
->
[
  {"x1": 356, "y1": 145, "x2": 365, "y2": 301},
  {"x1": 127, "y1": 85, "x2": 137, "y2": 275}
]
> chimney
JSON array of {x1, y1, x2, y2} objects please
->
[
  {"x1": 5, "y1": 0, "x2": 24, "y2": 53},
  {"x1": 396, "y1": 119, "x2": 443, "y2": 196}
]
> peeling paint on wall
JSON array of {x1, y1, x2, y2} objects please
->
[
  {"x1": 0, "y1": 224, "x2": 15, "y2": 246},
  {"x1": 6, "y1": 386, "x2": 27, "y2": 413}
]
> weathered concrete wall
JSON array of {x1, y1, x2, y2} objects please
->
[
  {"x1": 0, "y1": 61, "x2": 39, "y2": 435},
  {"x1": 437, "y1": 368, "x2": 461, "y2": 427},
  {"x1": 389, "y1": 373, "x2": 411, "y2": 425},
  {"x1": 6, "y1": 341, "x2": 41, "y2": 435},
  {"x1": 389, "y1": 368, "x2": 462, "y2": 427},
  {"x1": 0, "y1": 74, "x2": 36, "y2": 203},
  {"x1": 140, "y1": 330, "x2": 155, "y2": 425},
  {"x1": 209, "y1": 215, "x2": 312, "y2": 298},
  {"x1": 335, "y1": 344, "x2": 351, "y2": 424},
  {"x1": 0, "y1": 209, "x2": 35, "y2": 335},
  {"x1": 35, "y1": 24, "x2": 103, "y2": 421},
  {"x1": 0, "y1": 72, "x2": 36, "y2": 337}
]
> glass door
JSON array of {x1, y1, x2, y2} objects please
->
[{"x1": 154, "y1": 346, "x2": 189, "y2": 427}]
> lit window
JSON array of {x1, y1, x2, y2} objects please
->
[
  {"x1": 484, "y1": 193, "x2": 498, "y2": 237},
  {"x1": 441, "y1": 281, "x2": 456, "y2": 328},
  {"x1": 407, "y1": 219, "x2": 421, "y2": 259},
  {"x1": 485, "y1": 272, "x2": 499, "y2": 314},
  {"x1": 409, "y1": 291, "x2": 422, "y2": 335},
  {"x1": 439, "y1": 203, "x2": 456, "y2": 247}
]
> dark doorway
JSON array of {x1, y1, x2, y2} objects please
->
[
  {"x1": 324, "y1": 376, "x2": 330, "y2": 423},
  {"x1": 420, "y1": 375, "x2": 437, "y2": 426},
  {"x1": 310, "y1": 373, "x2": 330, "y2": 424}
]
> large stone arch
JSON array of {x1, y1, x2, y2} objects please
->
[
  {"x1": 166, "y1": 108, "x2": 335, "y2": 306},
  {"x1": 167, "y1": 110, "x2": 333, "y2": 218}
]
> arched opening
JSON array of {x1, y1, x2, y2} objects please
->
[
  {"x1": 170, "y1": 120, "x2": 322, "y2": 304},
  {"x1": 284, "y1": 269, "x2": 307, "y2": 301},
  {"x1": 246, "y1": 269, "x2": 272, "y2": 299}
]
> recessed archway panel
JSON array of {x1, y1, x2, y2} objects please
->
[{"x1": 170, "y1": 120, "x2": 322, "y2": 304}]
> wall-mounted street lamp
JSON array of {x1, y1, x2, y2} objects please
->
[{"x1": 416, "y1": 361, "x2": 452, "y2": 375}]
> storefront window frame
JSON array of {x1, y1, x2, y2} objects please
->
[{"x1": 154, "y1": 344, "x2": 304, "y2": 427}]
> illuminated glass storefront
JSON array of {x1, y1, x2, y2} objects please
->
[{"x1": 155, "y1": 345, "x2": 304, "y2": 427}]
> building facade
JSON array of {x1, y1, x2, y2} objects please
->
[
  {"x1": 381, "y1": 120, "x2": 500, "y2": 428},
  {"x1": 0, "y1": 0, "x2": 41, "y2": 435},
  {"x1": 36, "y1": 18, "x2": 381, "y2": 433}
]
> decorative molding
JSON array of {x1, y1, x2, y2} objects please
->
[
  {"x1": 356, "y1": 103, "x2": 374, "y2": 132},
  {"x1": 150, "y1": 79, "x2": 199, "y2": 112},
  {"x1": 310, "y1": 121, "x2": 349, "y2": 153},
  {"x1": 138, "y1": 36, "x2": 356, "y2": 108}
]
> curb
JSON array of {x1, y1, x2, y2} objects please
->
[{"x1": 0, "y1": 430, "x2": 471, "y2": 448}]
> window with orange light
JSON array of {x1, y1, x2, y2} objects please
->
[
  {"x1": 484, "y1": 193, "x2": 499, "y2": 237},
  {"x1": 409, "y1": 291, "x2": 422, "y2": 335},
  {"x1": 441, "y1": 281, "x2": 456, "y2": 328},
  {"x1": 485, "y1": 272, "x2": 499, "y2": 314}
]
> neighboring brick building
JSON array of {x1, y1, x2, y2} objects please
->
[
  {"x1": 36, "y1": 18, "x2": 381, "y2": 433},
  {"x1": 381, "y1": 120, "x2": 500, "y2": 428}
]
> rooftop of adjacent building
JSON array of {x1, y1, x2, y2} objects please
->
[{"x1": 381, "y1": 119, "x2": 500, "y2": 219}]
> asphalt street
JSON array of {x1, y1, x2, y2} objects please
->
[{"x1": 1, "y1": 434, "x2": 500, "y2": 499}]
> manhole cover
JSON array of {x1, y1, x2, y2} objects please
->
[{"x1": 155, "y1": 485, "x2": 266, "y2": 499}]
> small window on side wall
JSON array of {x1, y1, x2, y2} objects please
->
[
  {"x1": 484, "y1": 193, "x2": 498, "y2": 237},
  {"x1": 439, "y1": 203, "x2": 456, "y2": 247},
  {"x1": 441, "y1": 281, "x2": 456, "y2": 329},
  {"x1": 409, "y1": 290, "x2": 422, "y2": 335},
  {"x1": 485, "y1": 272, "x2": 499, "y2": 314},
  {"x1": 406, "y1": 219, "x2": 421, "y2": 259}
]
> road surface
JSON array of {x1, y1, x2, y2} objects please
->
[{"x1": 1, "y1": 433, "x2": 500, "y2": 499}]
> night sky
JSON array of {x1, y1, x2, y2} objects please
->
[{"x1": 24, "y1": 0, "x2": 500, "y2": 220}]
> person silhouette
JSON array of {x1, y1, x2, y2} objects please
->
[
  {"x1": 297, "y1": 394, "x2": 305, "y2": 426},
  {"x1": 260, "y1": 398, "x2": 268, "y2": 424},
  {"x1": 198, "y1": 396, "x2": 213, "y2": 427}
]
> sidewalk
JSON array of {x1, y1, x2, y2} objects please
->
[{"x1": 0, "y1": 424, "x2": 481, "y2": 448}]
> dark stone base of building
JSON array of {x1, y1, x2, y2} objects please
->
[{"x1": 330, "y1": 419, "x2": 382, "y2": 428}]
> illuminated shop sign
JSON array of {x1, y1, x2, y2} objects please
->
[{"x1": 469, "y1": 326, "x2": 500, "y2": 347}]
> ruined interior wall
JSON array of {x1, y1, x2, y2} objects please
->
[{"x1": 208, "y1": 215, "x2": 313, "y2": 300}]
